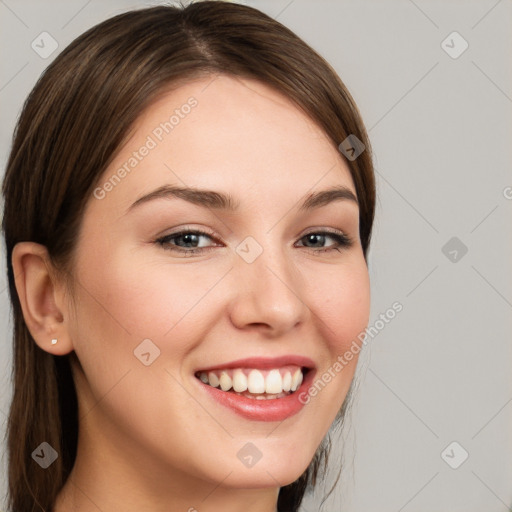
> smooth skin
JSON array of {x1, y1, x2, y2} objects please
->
[{"x1": 12, "y1": 75, "x2": 370, "y2": 512}]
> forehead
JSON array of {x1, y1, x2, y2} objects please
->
[{"x1": 92, "y1": 74, "x2": 356, "y2": 217}]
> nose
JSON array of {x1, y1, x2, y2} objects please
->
[{"x1": 228, "y1": 240, "x2": 309, "y2": 337}]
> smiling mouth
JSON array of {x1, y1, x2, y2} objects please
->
[{"x1": 194, "y1": 365, "x2": 309, "y2": 400}]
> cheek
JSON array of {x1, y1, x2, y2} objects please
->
[
  {"x1": 311, "y1": 259, "x2": 371, "y2": 355},
  {"x1": 70, "y1": 242, "x2": 233, "y2": 377},
  {"x1": 75, "y1": 246, "x2": 221, "y2": 337},
  {"x1": 299, "y1": 256, "x2": 370, "y2": 417}
]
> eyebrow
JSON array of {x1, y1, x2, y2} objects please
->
[{"x1": 126, "y1": 184, "x2": 358, "y2": 214}]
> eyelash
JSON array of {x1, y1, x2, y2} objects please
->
[{"x1": 155, "y1": 228, "x2": 353, "y2": 256}]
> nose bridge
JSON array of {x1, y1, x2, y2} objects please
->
[{"x1": 229, "y1": 233, "x2": 308, "y2": 333}]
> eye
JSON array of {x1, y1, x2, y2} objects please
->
[
  {"x1": 155, "y1": 228, "x2": 353, "y2": 256},
  {"x1": 295, "y1": 230, "x2": 353, "y2": 253},
  {"x1": 155, "y1": 229, "x2": 220, "y2": 256}
]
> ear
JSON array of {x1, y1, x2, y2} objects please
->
[{"x1": 11, "y1": 242, "x2": 74, "y2": 355}]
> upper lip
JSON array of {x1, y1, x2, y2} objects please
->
[{"x1": 195, "y1": 355, "x2": 316, "y2": 373}]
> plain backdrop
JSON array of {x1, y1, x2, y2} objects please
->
[{"x1": 1, "y1": 1, "x2": 511, "y2": 511}]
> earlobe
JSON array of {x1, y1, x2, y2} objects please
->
[{"x1": 11, "y1": 242, "x2": 74, "y2": 355}]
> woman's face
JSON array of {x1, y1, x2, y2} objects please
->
[{"x1": 65, "y1": 74, "x2": 370, "y2": 491}]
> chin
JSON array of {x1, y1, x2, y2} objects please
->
[
  {"x1": 213, "y1": 446, "x2": 317, "y2": 489},
  {"x1": 221, "y1": 464, "x2": 311, "y2": 490}
]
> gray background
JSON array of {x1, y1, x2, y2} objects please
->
[{"x1": 1, "y1": 0, "x2": 511, "y2": 510}]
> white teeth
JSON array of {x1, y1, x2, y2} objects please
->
[
  {"x1": 232, "y1": 369, "x2": 248, "y2": 392},
  {"x1": 297, "y1": 371, "x2": 303, "y2": 389},
  {"x1": 282, "y1": 371, "x2": 292, "y2": 392},
  {"x1": 208, "y1": 372, "x2": 220, "y2": 388},
  {"x1": 290, "y1": 368, "x2": 303, "y2": 391},
  {"x1": 247, "y1": 369, "x2": 265, "y2": 394},
  {"x1": 219, "y1": 371, "x2": 232, "y2": 392},
  {"x1": 265, "y1": 369, "x2": 283, "y2": 394},
  {"x1": 198, "y1": 367, "x2": 306, "y2": 396}
]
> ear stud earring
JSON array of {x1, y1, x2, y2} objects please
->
[{"x1": 51, "y1": 339, "x2": 58, "y2": 345}]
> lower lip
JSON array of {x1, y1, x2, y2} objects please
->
[{"x1": 196, "y1": 369, "x2": 316, "y2": 422}]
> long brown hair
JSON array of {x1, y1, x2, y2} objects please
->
[{"x1": 1, "y1": 2, "x2": 375, "y2": 511}]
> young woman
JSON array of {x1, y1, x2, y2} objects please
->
[{"x1": 2, "y1": 2, "x2": 375, "y2": 511}]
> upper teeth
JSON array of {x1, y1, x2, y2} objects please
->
[{"x1": 198, "y1": 367, "x2": 304, "y2": 394}]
